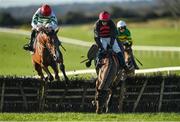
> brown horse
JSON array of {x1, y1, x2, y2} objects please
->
[
  {"x1": 95, "y1": 48, "x2": 124, "y2": 114},
  {"x1": 124, "y1": 45, "x2": 137, "y2": 75},
  {"x1": 32, "y1": 27, "x2": 60, "y2": 81}
]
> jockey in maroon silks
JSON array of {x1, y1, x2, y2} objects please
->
[{"x1": 86, "y1": 11, "x2": 127, "y2": 70}]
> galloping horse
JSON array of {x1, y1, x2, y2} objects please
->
[
  {"x1": 32, "y1": 27, "x2": 60, "y2": 81},
  {"x1": 124, "y1": 45, "x2": 136, "y2": 75},
  {"x1": 95, "y1": 47, "x2": 124, "y2": 114}
]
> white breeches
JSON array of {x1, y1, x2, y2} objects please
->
[{"x1": 100, "y1": 37, "x2": 121, "y2": 53}]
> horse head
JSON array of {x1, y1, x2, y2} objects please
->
[
  {"x1": 46, "y1": 35, "x2": 57, "y2": 61},
  {"x1": 36, "y1": 27, "x2": 57, "y2": 62},
  {"x1": 97, "y1": 48, "x2": 115, "y2": 68},
  {"x1": 97, "y1": 48, "x2": 118, "y2": 88}
]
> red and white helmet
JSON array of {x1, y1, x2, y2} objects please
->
[
  {"x1": 40, "y1": 4, "x2": 52, "y2": 16},
  {"x1": 99, "y1": 11, "x2": 110, "y2": 21}
]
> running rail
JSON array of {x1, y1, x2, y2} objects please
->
[
  {"x1": 56, "y1": 66, "x2": 180, "y2": 77},
  {"x1": 135, "y1": 66, "x2": 180, "y2": 74}
]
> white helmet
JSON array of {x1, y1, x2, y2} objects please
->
[{"x1": 117, "y1": 20, "x2": 126, "y2": 28}]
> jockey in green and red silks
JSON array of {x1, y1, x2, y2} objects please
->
[
  {"x1": 86, "y1": 11, "x2": 127, "y2": 70},
  {"x1": 116, "y1": 20, "x2": 139, "y2": 69},
  {"x1": 23, "y1": 4, "x2": 61, "y2": 61}
]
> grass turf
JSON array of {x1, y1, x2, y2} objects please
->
[
  {"x1": 0, "y1": 112, "x2": 179, "y2": 121},
  {"x1": 0, "y1": 32, "x2": 88, "y2": 75},
  {"x1": 60, "y1": 19, "x2": 180, "y2": 47},
  {"x1": 0, "y1": 31, "x2": 180, "y2": 75}
]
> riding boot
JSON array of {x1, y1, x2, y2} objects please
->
[
  {"x1": 117, "y1": 52, "x2": 128, "y2": 70},
  {"x1": 23, "y1": 29, "x2": 36, "y2": 51},
  {"x1": 86, "y1": 59, "x2": 92, "y2": 68}
]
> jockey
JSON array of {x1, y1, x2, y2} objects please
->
[
  {"x1": 86, "y1": 11, "x2": 127, "y2": 70},
  {"x1": 116, "y1": 20, "x2": 139, "y2": 69},
  {"x1": 23, "y1": 4, "x2": 61, "y2": 60}
]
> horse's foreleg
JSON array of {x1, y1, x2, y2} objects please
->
[
  {"x1": 92, "y1": 79, "x2": 98, "y2": 106},
  {"x1": 95, "y1": 79, "x2": 101, "y2": 114},
  {"x1": 95, "y1": 89, "x2": 101, "y2": 114},
  {"x1": 42, "y1": 66, "x2": 54, "y2": 81},
  {"x1": 51, "y1": 63, "x2": 60, "y2": 80},
  {"x1": 105, "y1": 89, "x2": 112, "y2": 113},
  {"x1": 34, "y1": 63, "x2": 45, "y2": 80},
  {"x1": 95, "y1": 79, "x2": 105, "y2": 114},
  {"x1": 95, "y1": 78, "x2": 108, "y2": 114},
  {"x1": 96, "y1": 90, "x2": 107, "y2": 114}
]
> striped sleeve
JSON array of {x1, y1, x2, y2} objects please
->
[
  {"x1": 50, "y1": 12, "x2": 58, "y2": 25},
  {"x1": 31, "y1": 8, "x2": 41, "y2": 28}
]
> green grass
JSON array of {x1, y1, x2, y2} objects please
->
[
  {"x1": 0, "y1": 32, "x2": 88, "y2": 76},
  {"x1": 131, "y1": 27, "x2": 180, "y2": 46},
  {"x1": 60, "y1": 22, "x2": 180, "y2": 47},
  {"x1": 134, "y1": 51, "x2": 180, "y2": 69},
  {"x1": 0, "y1": 31, "x2": 180, "y2": 75},
  {"x1": 60, "y1": 24, "x2": 94, "y2": 42},
  {"x1": 0, "y1": 112, "x2": 179, "y2": 121},
  {"x1": 0, "y1": 20, "x2": 180, "y2": 121}
]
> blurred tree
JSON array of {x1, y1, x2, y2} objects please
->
[
  {"x1": 111, "y1": 6, "x2": 124, "y2": 18},
  {"x1": 158, "y1": 0, "x2": 180, "y2": 29},
  {"x1": 0, "y1": 12, "x2": 18, "y2": 26},
  {"x1": 63, "y1": 11, "x2": 86, "y2": 24},
  {"x1": 62, "y1": 11, "x2": 97, "y2": 24},
  {"x1": 111, "y1": 6, "x2": 139, "y2": 19}
]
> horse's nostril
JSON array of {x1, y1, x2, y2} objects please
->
[{"x1": 53, "y1": 55, "x2": 57, "y2": 60}]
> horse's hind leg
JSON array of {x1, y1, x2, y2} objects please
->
[
  {"x1": 60, "y1": 63, "x2": 69, "y2": 84},
  {"x1": 39, "y1": 79, "x2": 47, "y2": 111},
  {"x1": 58, "y1": 52, "x2": 69, "y2": 84},
  {"x1": 34, "y1": 63, "x2": 46, "y2": 111}
]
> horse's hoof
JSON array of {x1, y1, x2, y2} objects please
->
[
  {"x1": 64, "y1": 76, "x2": 69, "y2": 85},
  {"x1": 65, "y1": 76, "x2": 69, "y2": 81},
  {"x1": 43, "y1": 77, "x2": 48, "y2": 81},
  {"x1": 49, "y1": 76, "x2": 54, "y2": 81},
  {"x1": 119, "y1": 70, "x2": 127, "y2": 81},
  {"x1": 85, "y1": 61, "x2": 91, "y2": 68},
  {"x1": 92, "y1": 100, "x2": 96, "y2": 106},
  {"x1": 105, "y1": 108, "x2": 109, "y2": 113},
  {"x1": 96, "y1": 109, "x2": 102, "y2": 114},
  {"x1": 55, "y1": 76, "x2": 60, "y2": 81},
  {"x1": 40, "y1": 77, "x2": 45, "y2": 81}
]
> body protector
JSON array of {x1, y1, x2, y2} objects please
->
[{"x1": 87, "y1": 19, "x2": 127, "y2": 69}]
